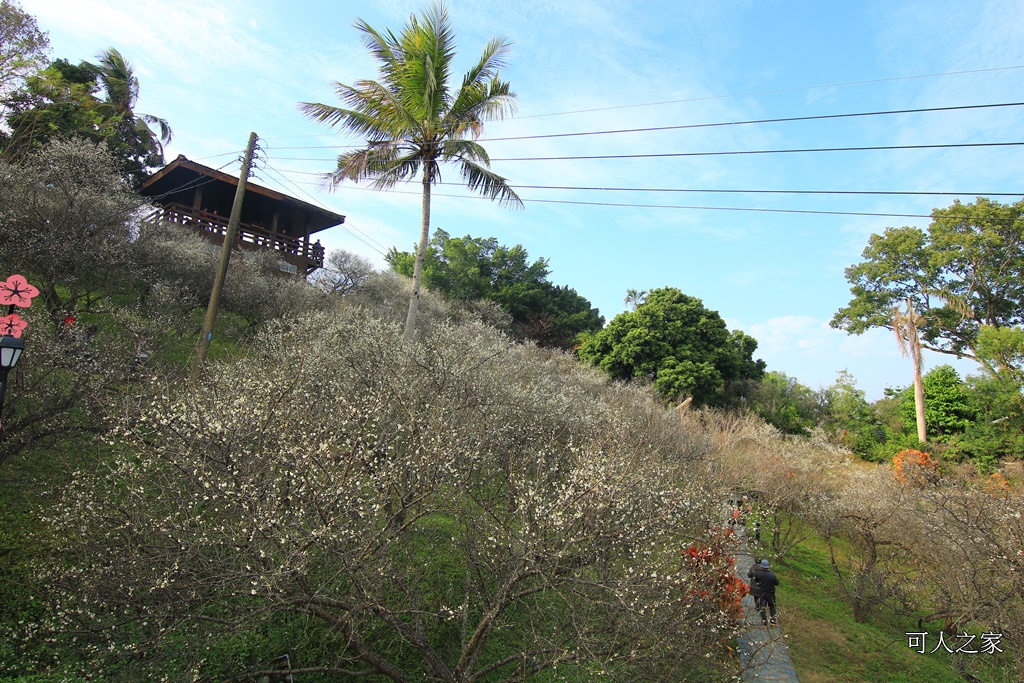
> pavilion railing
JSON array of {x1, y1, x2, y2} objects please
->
[{"x1": 144, "y1": 203, "x2": 325, "y2": 270}]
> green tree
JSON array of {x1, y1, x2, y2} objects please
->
[
  {"x1": 387, "y1": 229, "x2": 602, "y2": 348},
  {"x1": 955, "y1": 372, "x2": 1024, "y2": 464},
  {"x1": 300, "y1": 2, "x2": 522, "y2": 340},
  {"x1": 897, "y1": 365, "x2": 976, "y2": 442},
  {"x1": 577, "y1": 287, "x2": 765, "y2": 405},
  {"x1": 832, "y1": 197, "x2": 1024, "y2": 375},
  {"x1": 749, "y1": 371, "x2": 821, "y2": 435},
  {"x1": 84, "y1": 47, "x2": 172, "y2": 183},
  {"x1": 2, "y1": 49, "x2": 169, "y2": 185},
  {"x1": 0, "y1": 0, "x2": 48, "y2": 97},
  {"x1": 818, "y1": 370, "x2": 888, "y2": 459},
  {"x1": 2, "y1": 58, "x2": 107, "y2": 159},
  {"x1": 976, "y1": 324, "x2": 1024, "y2": 385}
]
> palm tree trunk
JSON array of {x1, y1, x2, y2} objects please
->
[
  {"x1": 404, "y1": 161, "x2": 433, "y2": 340},
  {"x1": 906, "y1": 299, "x2": 927, "y2": 443},
  {"x1": 912, "y1": 340, "x2": 927, "y2": 443}
]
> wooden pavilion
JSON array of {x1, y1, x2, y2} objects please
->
[{"x1": 140, "y1": 155, "x2": 345, "y2": 276}]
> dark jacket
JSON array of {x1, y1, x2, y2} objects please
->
[{"x1": 747, "y1": 566, "x2": 779, "y2": 597}]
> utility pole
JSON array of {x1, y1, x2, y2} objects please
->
[{"x1": 195, "y1": 131, "x2": 258, "y2": 368}]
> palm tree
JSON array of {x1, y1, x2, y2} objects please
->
[
  {"x1": 624, "y1": 288, "x2": 647, "y2": 311},
  {"x1": 893, "y1": 290, "x2": 974, "y2": 444},
  {"x1": 87, "y1": 48, "x2": 172, "y2": 168},
  {"x1": 894, "y1": 298, "x2": 927, "y2": 443},
  {"x1": 300, "y1": 2, "x2": 522, "y2": 339}
]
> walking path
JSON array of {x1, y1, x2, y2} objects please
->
[{"x1": 732, "y1": 536, "x2": 800, "y2": 682}]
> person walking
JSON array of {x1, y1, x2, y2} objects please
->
[{"x1": 747, "y1": 558, "x2": 780, "y2": 627}]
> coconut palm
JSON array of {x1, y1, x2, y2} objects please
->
[
  {"x1": 300, "y1": 2, "x2": 522, "y2": 339},
  {"x1": 87, "y1": 48, "x2": 172, "y2": 168}
]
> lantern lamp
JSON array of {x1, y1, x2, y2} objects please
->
[{"x1": 0, "y1": 334, "x2": 24, "y2": 413}]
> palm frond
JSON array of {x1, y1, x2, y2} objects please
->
[
  {"x1": 302, "y1": 1, "x2": 520, "y2": 222},
  {"x1": 94, "y1": 47, "x2": 139, "y2": 112},
  {"x1": 448, "y1": 77, "x2": 516, "y2": 134},
  {"x1": 456, "y1": 157, "x2": 523, "y2": 209},
  {"x1": 327, "y1": 145, "x2": 421, "y2": 190},
  {"x1": 894, "y1": 300, "x2": 924, "y2": 367},
  {"x1": 926, "y1": 287, "x2": 975, "y2": 320},
  {"x1": 440, "y1": 138, "x2": 490, "y2": 164},
  {"x1": 449, "y1": 37, "x2": 513, "y2": 115},
  {"x1": 139, "y1": 113, "x2": 172, "y2": 144}
]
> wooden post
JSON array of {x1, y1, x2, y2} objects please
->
[{"x1": 194, "y1": 132, "x2": 258, "y2": 368}]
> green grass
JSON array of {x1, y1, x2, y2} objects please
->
[{"x1": 770, "y1": 532, "x2": 1016, "y2": 682}]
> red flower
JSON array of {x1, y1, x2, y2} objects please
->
[
  {"x1": 0, "y1": 274, "x2": 39, "y2": 308},
  {"x1": 0, "y1": 313, "x2": 28, "y2": 338}
]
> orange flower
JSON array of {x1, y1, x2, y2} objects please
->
[{"x1": 892, "y1": 449, "x2": 939, "y2": 484}]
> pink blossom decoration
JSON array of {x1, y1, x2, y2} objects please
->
[
  {"x1": 0, "y1": 274, "x2": 39, "y2": 308},
  {"x1": 0, "y1": 313, "x2": 28, "y2": 338}
]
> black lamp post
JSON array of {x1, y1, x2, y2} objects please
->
[{"x1": 0, "y1": 334, "x2": 24, "y2": 414}]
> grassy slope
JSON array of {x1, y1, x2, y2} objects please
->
[{"x1": 774, "y1": 533, "x2": 1015, "y2": 683}]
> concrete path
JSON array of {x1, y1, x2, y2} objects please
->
[{"x1": 733, "y1": 540, "x2": 800, "y2": 682}]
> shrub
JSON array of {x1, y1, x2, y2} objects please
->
[{"x1": 24, "y1": 310, "x2": 739, "y2": 681}]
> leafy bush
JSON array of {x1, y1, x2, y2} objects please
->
[{"x1": 22, "y1": 310, "x2": 740, "y2": 682}]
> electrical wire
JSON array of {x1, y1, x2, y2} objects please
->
[
  {"x1": 269, "y1": 178, "x2": 1024, "y2": 222},
  {"x1": 255, "y1": 101, "x2": 1024, "y2": 150},
  {"x1": 268, "y1": 167, "x2": 1022, "y2": 197},
  {"x1": 259, "y1": 161, "x2": 390, "y2": 257},
  {"x1": 261, "y1": 161, "x2": 390, "y2": 254},
  {"x1": 488, "y1": 141, "x2": 1024, "y2": 162},
  {"x1": 478, "y1": 102, "x2": 1024, "y2": 143},
  {"x1": 264, "y1": 141, "x2": 1024, "y2": 164},
  {"x1": 513, "y1": 65, "x2": 1024, "y2": 119},
  {"x1": 256, "y1": 65, "x2": 1024, "y2": 136},
  {"x1": 519, "y1": 197, "x2": 938, "y2": 219}
]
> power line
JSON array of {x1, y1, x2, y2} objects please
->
[
  {"x1": 513, "y1": 65, "x2": 1024, "y2": 119},
  {"x1": 503, "y1": 184, "x2": 1024, "y2": 198},
  {"x1": 518, "y1": 197, "x2": 937, "y2": 219},
  {"x1": 272, "y1": 168, "x2": 1022, "y2": 198},
  {"x1": 260, "y1": 65, "x2": 1024, "y2": 133},
  {"x1": 265, "y1": 141, "x2": 1024, "y2": 164},
  {"x1": 192, "y1": 149, "x2": 246, "y2": 161},
  {"x1": 488, "y1": 141, "x2": 1024, "y2": 162},
  {"x1": 260, "y1": 161, "x2": 389, "y2": 257},
  {"x1": 257, "y1": 163, "x2": 396, "y2": 255},
  {"x1": 254, "y1": 101, "x2": 1024, "y2": 150},
  {"x1": 264, "y1": 177, "x2": 951, "y2": 220},
  {"x1": 479, "y1": 102, "x2": 1024, "y2": 143}
]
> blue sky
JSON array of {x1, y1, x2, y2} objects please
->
[{"x1": 22, "y1": 0, "x2": 1024, "y2": 400}]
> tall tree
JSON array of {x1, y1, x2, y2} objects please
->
[
  {"x1": 894, "y1": 298, "x2": 927, "y2": 443},
  {"x1": 2, "y1": 58, "x2": 104, "y2": 160},
  {"x1": 85, "y1": 47, "x2": 172, "y2": 173},
  {"x1": 832, "y1": 197, "x2": 1024, "y2": 375},
  {"x1": 3, "y1": 48, "x2": 170, "y2": 185},
  {"x1": 300, "y1": 2, "x2": 522, "y2": 340},
  {"x1": 577, "y1": 287, "x2": 765, "y2": 405},
  {"x1": 387, "y1": 229, "x2": 603, "y2": 348},
  {"x1": 0, "y1": 0, "x2": 48, "y2": 98},
  {"x1": 897, "y1": 365, "x2": 976, "y2": 442}
]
